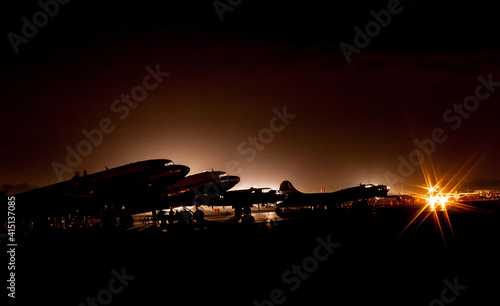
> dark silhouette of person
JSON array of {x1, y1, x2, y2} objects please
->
[
  {"x1": 168, "y1": 209, "x2": 176, "y2": 224},
  {"x1": 158, "y1": 210, "x2": 166, "y2": 227},
  {"x1": 152, "y1": 210, "x2": 157, "y2": 226}
]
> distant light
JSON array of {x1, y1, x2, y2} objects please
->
[
  {"x1": 427, "y1": 196, "x2": 437, "y2": 211},
  {"x1": 428, "y1": 185, "x2": 439, "y2": 194},
  {"x1": 424, "y1": 185, "x2": 450, "y2": 211}
]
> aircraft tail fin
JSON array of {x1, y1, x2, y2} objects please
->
[{"x1": 279, "y1": 181, "x2": 298, "y2": 195}]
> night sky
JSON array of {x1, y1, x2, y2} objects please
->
[{"x1": 1, "y1": 0, "x2": 500, "y2": 193}]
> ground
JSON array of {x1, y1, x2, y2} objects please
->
[{"x1": 14, "y1": 206, "x2": 500, "y2": 306}]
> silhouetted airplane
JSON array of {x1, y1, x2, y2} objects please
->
[
  {"x1": 219, "y1": 187, "x2": 284, "y2": 216},
  {"x1": 165, "y1": 170, "x2": 240, "y2": 203},
  {"x1": 11, "y1": 159, "x2": 190, "y2": 230},
  {"x1": 155, "y1": 182, "x2": 283, "y2": 224},
  {"x1": 155, "y1": 170, "x2": 241, "y2": 223},
  {"x1": 277, "y1": 180, "x2": 389, "y2": 216}
]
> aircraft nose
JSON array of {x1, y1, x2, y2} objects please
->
[
  {"x1": 174, "y1": 165, "x2": 190, "y2": 177},
  {"x1": 181, "y1": 165, "x2": 190, "y2": 176},
  {"x1": 222, "y1": 175, "x2": 240, "y2": 190},
  {"x1": 229, "y1": 175, "x2": 240, "y2": 183}
]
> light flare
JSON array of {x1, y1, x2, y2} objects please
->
[{"x1": 397, "y1": 149, "x2": 493, "y2": 249}]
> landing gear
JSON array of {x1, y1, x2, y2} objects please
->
[
  {"x1": 241, "y1": 205, "x2": 255, "y2": 222},
  {"x1": 174, "y1": 209, "x2": 193, "y2": 225},
  {"x1": 231, "y1": 205, "x2": 255, "y2": 222},
  {"x1": 233, "y1": 205, "x2": 252, "y2": 216},
  {"x1": 169, "y1": 207, "x2": 206, "y2": 230},
  {"x1": 101, "y1": 207, "x2": 116, "y2": 229},
  {"x1": 119, "y1": 210, "x2": 134, "y2": 227},
  {"x1": 193, "y1": 209, "x2": 205, "y2": 223},
  {"x1": 243, "y1": 206, "x2": 252, "y2": 215}
]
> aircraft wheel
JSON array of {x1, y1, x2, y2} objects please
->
[
  {"x1": 180, "y1": 210, "x2": 193, "y2": 224},
  {"x1": 242, "y1": 215, "x2": 255, "y2": 223},
  {"x1": 193, "y1": 209, "x2": 205, "y2": 222}
]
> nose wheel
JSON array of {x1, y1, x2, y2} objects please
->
[{"x1": 232, "y1": 205, "x2": 255, "y2": 222}]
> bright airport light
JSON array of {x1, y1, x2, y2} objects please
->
[{"x1": 424, "y1": 185, "x2": 451, "y2": 211}]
